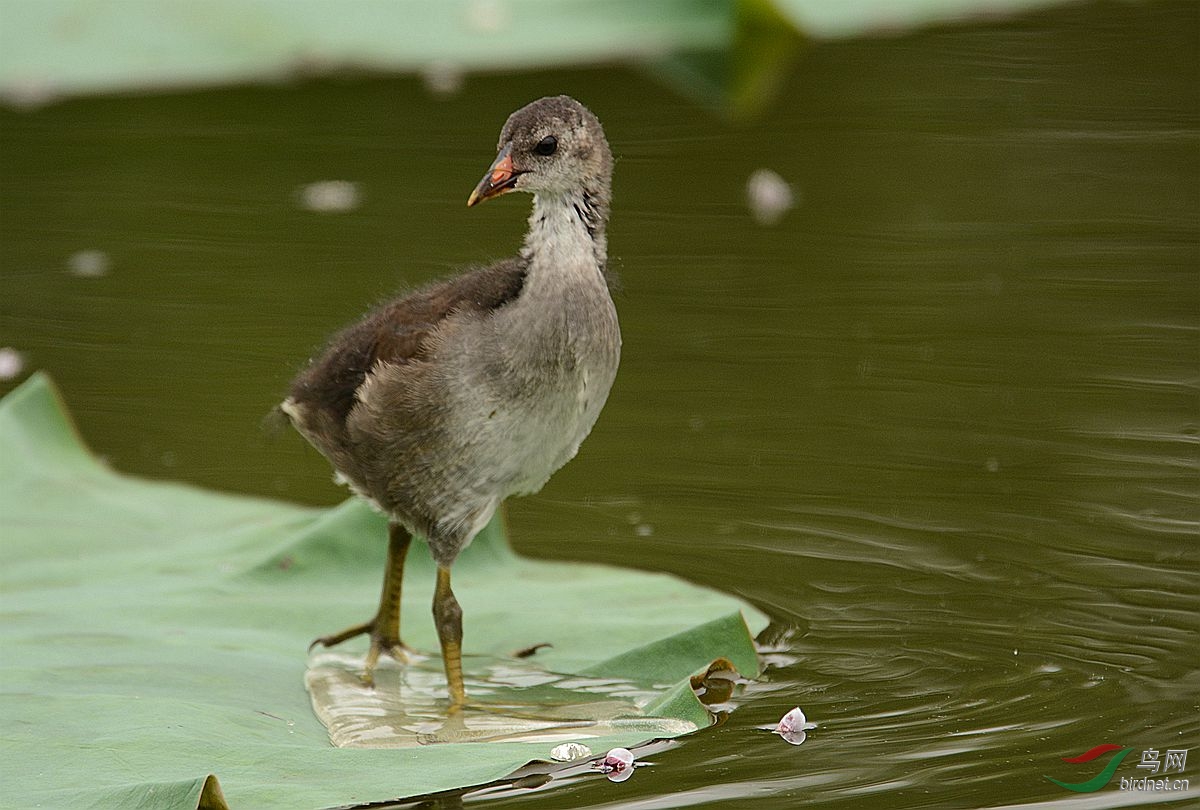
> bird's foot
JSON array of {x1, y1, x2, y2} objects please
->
[{"x1": 308, "y1": 619, "x2": 414, "y2": 688}]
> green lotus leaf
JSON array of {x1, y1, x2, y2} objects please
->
[{"x1": 0, "y1": 373, "x2": 766, "y2": 809}]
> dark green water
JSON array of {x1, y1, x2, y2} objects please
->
[{"x1": 2, "y1": 2, "x2": 1197, "y2": 808}]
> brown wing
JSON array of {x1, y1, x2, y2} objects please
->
[{"x1": 288, "y1": 258, "x2": 527, "y2": 427}]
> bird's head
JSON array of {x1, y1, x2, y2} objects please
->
[{"x1": 468, "y1": 95, "x2": 612, "y2": 207}]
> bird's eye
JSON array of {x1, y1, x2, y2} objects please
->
[{"x1": 533, "y1": 135, "x2": 558, "y2": 156}]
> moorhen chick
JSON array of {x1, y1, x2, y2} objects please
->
[{"x1": 281, "y1": 96, "x2": 620, "y2": 708}]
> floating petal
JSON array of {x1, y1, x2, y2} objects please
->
[{"x1": 592, "y1": 747, "x2": 635, "y2": 782}]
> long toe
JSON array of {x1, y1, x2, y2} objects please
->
[{"x1": 308, "y1": 620, "x2": 374, "y2": 652}]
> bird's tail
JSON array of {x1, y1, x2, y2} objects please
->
[{"x1": 260, "y1": 403, "x2": 292, "y2": 442}]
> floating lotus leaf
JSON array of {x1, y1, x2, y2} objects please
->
[{"x1": 0, "y1": 373, "x2": 766, "y2": 809}]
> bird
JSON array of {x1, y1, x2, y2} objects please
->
[{"x1": 279, "y1": 96, "x2": 620, "y2": 709}]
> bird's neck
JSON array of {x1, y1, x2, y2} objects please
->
[{"x1": 521, "y1": 187, "x2": 609, "y2": 276}]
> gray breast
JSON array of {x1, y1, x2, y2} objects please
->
[{"x1": 458, "y1": 265, "x2": 620, "y2": 496}]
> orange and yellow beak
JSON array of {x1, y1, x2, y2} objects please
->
[{"x1": 467, "y1": 144, "x2": 524, "y2": 207}]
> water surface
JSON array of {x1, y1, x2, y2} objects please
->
[{"x1": 1, "y1": 2, "x2": 1196, "y2": 807}]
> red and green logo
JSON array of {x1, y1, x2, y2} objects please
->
[{"x1": 1045, "y1": 744, "x2": 1135, "y2": 792}]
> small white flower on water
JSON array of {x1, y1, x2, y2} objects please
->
[
  {"x1": 299, "y1": 181, "x2": 361, "y2": 213},
  {"x1": 550, "y1": 742, "x2": 592, "y2": 762},
  {"x1": 746, "y1": 168, "x2": 795, "y2": 226},
  {"x1": 0, "y1": 347, "x2": 24, "y2": 381},
  {"x1": 774, "y1": 706, "x2": 816, "y2": 746},
  {"x1": 67, "y1": 249, "x2": 110, "y2": 278},
  {"x1": 592, "y1": 747, "x2": 635, "y2": 782}
]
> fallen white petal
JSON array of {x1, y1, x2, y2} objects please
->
[
  {"x1": 592, "y1": 747, "x2": 636, "y2": 781},
  {"x1": 299, "y1": 181, "x2": 361, "y2": 213},
  {"x1": 746, "y1": 168, "x2": 795, "y2": 226},
  {"x1": 0, "y1": 347, "x2": 24, "y2": 381},
  {"x1": 774, "y1": 706, "x2": 816, "y2": 745},
  {"x1": 67, "y1": 249, "x2": 110, "y2": 278}
]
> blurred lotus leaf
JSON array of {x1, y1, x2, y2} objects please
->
[{"x1": 0, "y1": 0, "x2": 1064, "y2": 108}]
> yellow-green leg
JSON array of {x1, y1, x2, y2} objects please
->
[
  {"x1": 310, "y1": 522, "x2": 413, "y2": 687},
  {"x1": 433, "y1": 565, "x2": 467, "y2": 709}
]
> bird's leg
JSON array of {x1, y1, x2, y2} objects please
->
[
  {"x1": 433, "y1": 565, "x2": 467, "y2": 709},
  {"x1": 310, "y1": 522, "x2": 414, "y2": 687}
]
